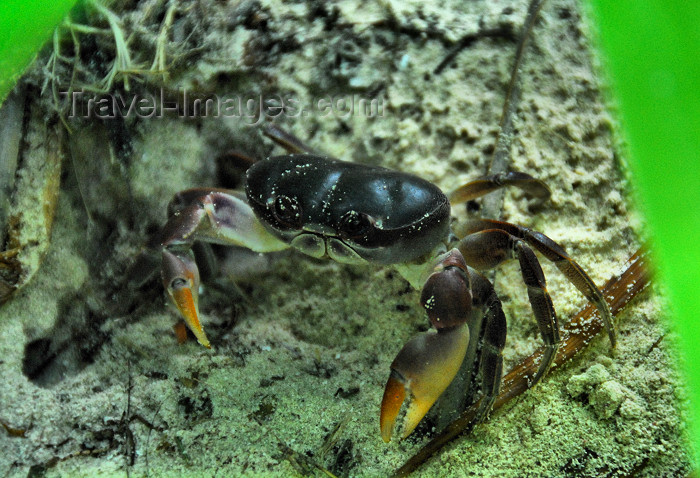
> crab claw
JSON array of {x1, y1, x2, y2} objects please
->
[
  {"x1": 162, "y1": 249, "x2": 210, "y2": 348},
  {"x1": 380, "y1": 323, "x2": 470, "y2": 442}
]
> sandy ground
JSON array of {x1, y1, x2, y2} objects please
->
[{"x1": 0, "y1": 0, "x2": 693, "y2": 476}]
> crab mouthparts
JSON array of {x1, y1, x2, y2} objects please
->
[{"x1": 290, "y1": 232, "x2": 365, "y2": 264}]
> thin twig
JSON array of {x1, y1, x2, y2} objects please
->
[{"x1": 481, "y1": 0, "x2": 547, "y2": 219}]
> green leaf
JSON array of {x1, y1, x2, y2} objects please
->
[
  {"x1": 588, "y1": 0, "x2": 700, "y2": 464},
  {"x1": 0, "y1": 0, "x2": 80, "y2": 105}
]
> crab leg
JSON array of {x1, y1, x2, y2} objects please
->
[
  {"x1": 461, "y1": 218, "x2": 616, "y2": 347},
  {"x1": 449, "y1": 171, "x2": 551, "y2": 204},
  {"x1": 380, "y1": 249, "x2": 507, "y2": 442},
  {"x1": 158, "y1": 189, "x2": 288, "y2": 348},
  {"x1": 263, "y1": 123, "x2": 319, "y2": 155},
  {"x1": 467, "y1": 267, "x2": 507, "y2": 429},
  {"x1": 458, "y1": 228, "x2": 560, "y2": 386}
]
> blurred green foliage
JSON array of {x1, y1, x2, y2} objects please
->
[
  {"x1": 588, "y1": 0, "x2": 700, "y2": 465},
  {"x1": 0, "y1": 0, "x2": 80, "y2": 105}
]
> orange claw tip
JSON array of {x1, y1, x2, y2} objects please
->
[
  {"x1": 379, "y1": 371, "x2": 442, "y2": 442},
  {"x1": 380, "y1": 373, "x2": 406, "y2": 442},
  {"x1": 170, "y1": 287, "x2": 211, "y2": 349}
]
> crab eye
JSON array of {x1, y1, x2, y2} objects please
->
[
  {"x1": 170, "y1": 278, "x2": 188, "y2": 290},
  {"x1": 339, "y1": 210, "x2": 374, "y2": 239},
  {"x1": 270, "y1": 195, "x2": 302, "y2": 229}
]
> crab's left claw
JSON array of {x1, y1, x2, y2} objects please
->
[
  {"x1": 380, "y1": 249, "x2": 473, "y2": 442},
  {"x1": 380, "y1": 324, "x2": 470, "y2": 442},
  {"x1": 162, "y1": 248, "x2": 210, "y2": 348}
]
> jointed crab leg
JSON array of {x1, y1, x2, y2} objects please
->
[
  {"x1": 159, "y1": 189, "x2": 288, "y2": 348},
  {"x1": 380, "y1": 249, "x2": 506, "y2": 442},
  {"x1": 449, "y1": 171, "x2": 551, "y2": 204},
  {"x1": 460, "y1": 218, "x2": 616, "y2": 347},
  {"x1": 464, "y1": 264, "x2": 508, "y2": 430},
  {"x1": 263, "y1": 123, "x2": 319, "y2": 155},
  {"x1": 457, "y1": 228, "x2": 560, "y2": 385}
]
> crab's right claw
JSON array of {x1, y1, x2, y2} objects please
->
[
  {"x1": 380, "y1": 323, "x2": 470, "y2": 442},
  {"x1": 380, "y1": 249, "x2": 474, "y2": 442},
  {"x1": 162, "y1": 249, "x2": 210, "y2": 348}
]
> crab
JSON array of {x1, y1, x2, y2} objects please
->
[{"x1": 155, "y1": 118, "x2": 615, "y2": 442}]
